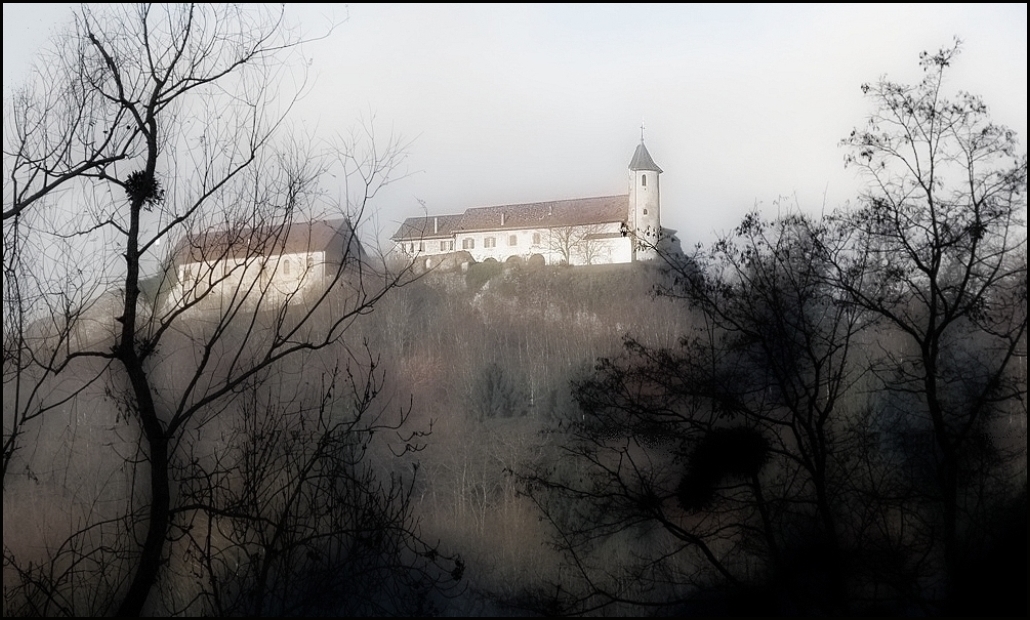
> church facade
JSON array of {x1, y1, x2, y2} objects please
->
[{"x1": 391, "y1": 140, "x2": 667, "y2": 268}]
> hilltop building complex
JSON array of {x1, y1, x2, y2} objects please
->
[{"x1": 391, "y1": 140, "x2": 671, "y2": 269}]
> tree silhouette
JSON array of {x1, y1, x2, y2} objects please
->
[
  {"x1": 829, "y1": 39, "x2": 1026, "y2": 612},
  {"x1": 517, "y1": 44, "x2": 1026, "y2": 615},
  {"x1": 3, "y1": 4, "x2": 460, "y2": 615},
  {"x1": 519, "y1": 212, "x2": 867, "y2": 614}
]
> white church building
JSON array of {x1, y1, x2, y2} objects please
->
[{"x1": 392, "y1": 140, "x2": 669, "y2": 269}]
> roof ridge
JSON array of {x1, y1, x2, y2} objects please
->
[{"x1": 463, "y1": 193, "x2": 629, "y2": 212}]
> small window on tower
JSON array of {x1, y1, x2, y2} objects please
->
[
  {"x1": 642, "y1": 174, "x2": 647, "y2": 187},
  {"x1": 643, "y1": 209, "x2": 649, "y2": 215}
]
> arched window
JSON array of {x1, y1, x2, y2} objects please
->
[
  {"x1": 641, "y1": 174, "x2": 647, "y2": 187},
  {"x1": 283, "y1": 258, "x2": 291, "y2": 276}
]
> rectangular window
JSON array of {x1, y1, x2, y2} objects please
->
[
  {"x1": 484, "y1": 237, "x2": 496, "y2": 248},
  {"x1": 508, "y1": 234, "x2": 518, "y2": 246},
  {"x1": 448, "y1": 240, "x2": 454, "y2": 251},
  {"x1": 462, "y1": 238, "x2": 475, "y2": 250},
  {"x1": 419, "y1": 241, "x2": 425, "y2": 252},
  {"x1": 440, "y1": 240, "x2": 448, "y2": 251},
  {"x1": 532, "y1": 232, "x2": 541, "y2": 245}
]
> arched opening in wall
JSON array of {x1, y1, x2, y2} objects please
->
[
  {"x1": 527, "y1": 253, "x2": 545, "y2": 270},
  {"x1": 642, "y1": 174, "x2": 647, "y2": 187},
  {"x1": 505, "y1": 255, "x2": 523, "y2": 269}
]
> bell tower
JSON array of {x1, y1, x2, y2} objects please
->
[{"x1": 628, "y1": 135, "x2": 662, "y2": 260}]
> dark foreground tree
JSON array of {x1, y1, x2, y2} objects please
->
[
  {"x1": 3, "y1": 4, "x2": 460, "y2": 615},
  {"x1": 518, "y1": 212, "x2": 868, "y2": 615},
  {"x1": 518, "y1": 43, "x2": 1025, "y2": 616},
  {"x1": 829, "y1": 40, "x2": 1026, "y2": 613}
]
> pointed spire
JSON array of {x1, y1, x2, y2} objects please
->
[{"x1": 629, "y1": 139, "x2": 662, "y2": 173}]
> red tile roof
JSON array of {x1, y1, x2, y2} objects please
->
[
  {"x1": 171, "y1": 219, "x2": 359, "y2": 266},
  {"x1": 392, "y1": 195, "x2": 629, "y2": 241}
]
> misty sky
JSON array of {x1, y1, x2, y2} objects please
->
[{"x1": 4, "y1": 4, "x2": 1027, "y2": 250}]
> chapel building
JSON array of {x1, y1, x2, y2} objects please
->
[{"x1": 391, "y1": 139, "x2": 669, "y2": 269}]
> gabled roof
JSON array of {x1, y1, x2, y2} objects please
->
[
  {"x1": 172, "y1": 218, "x2": 359, "y2": 266},
  {"x1": 629, "y1": 142, "x2": 663, "y2": 173},
  {"x1": 390, "y1": 214, "x2": 464, "y2": 242},
  {"x1": 392, "y1": 195, "x2": 629, "y2": 241}
]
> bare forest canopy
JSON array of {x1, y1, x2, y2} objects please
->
[{"x1": 3, "y1": 5, "x2": 1027, "y2": 617}]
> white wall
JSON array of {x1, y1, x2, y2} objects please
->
[
  {"x1": 397, "y1": 223, "x2": 635, "y2": 266},
  {"x1": 170, "y1": 250, "x2": 326, "y2": 311}
]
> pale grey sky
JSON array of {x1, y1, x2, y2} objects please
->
[{"x1": 4, "y1": 4, "x2": 1027, "y2": 249}]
